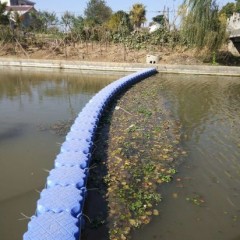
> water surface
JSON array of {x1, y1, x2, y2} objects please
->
[
  {"x1": 132, "y1": 73, "x2": 240, "y2": 240},
  {"x1": 0, "y1": 68, "x2": 124, "y2": 240}
]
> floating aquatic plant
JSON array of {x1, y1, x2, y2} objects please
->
[{"x1": 104, "y1": 78, "x2": 186, "y2": 239}]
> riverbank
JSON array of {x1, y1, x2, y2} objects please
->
[
  {"x1": 0, "y1": 43, "x2": 203, "y2": 65},
  {"x1": 1, "y1": 41, "x2": 240, "y2": 66}
]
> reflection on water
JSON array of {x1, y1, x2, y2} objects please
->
[
  {"x1": 132, "y1": 73, "x2": 240, "y2": 240},
  {"x1": 0, "y1": 68, "x2": 124, "y2": 240}
]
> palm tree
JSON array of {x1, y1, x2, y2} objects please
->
[{"x1": 129, "y1": 3, "x2": 146, "y2": 29}]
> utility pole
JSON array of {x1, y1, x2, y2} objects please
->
[{"x1": 163, "y1": 5, "x2": 170, "y2": 30}]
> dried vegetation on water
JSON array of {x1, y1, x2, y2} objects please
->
[
  {"x1": 37, "y1": 118, "x2": 75, "y2": 136},
  {"x1": 83, "y1": 75, "x2": 187, "y2": 240}
]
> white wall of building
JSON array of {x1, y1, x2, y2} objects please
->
[
  {"x1": 227, "y1": 12, "x2": 240, "y2": 32},
  {"x1": 0, "y1": 0, "x2": 11, "y2": 6}
]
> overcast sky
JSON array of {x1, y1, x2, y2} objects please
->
[{"x1": 33, "y1": 0, "x2": 232, "y2": 24}]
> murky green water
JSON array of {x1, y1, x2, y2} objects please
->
[
  {"x1": 0, "y1": 68, "x2": 124, "y2": 240},
  {"x1": 132, "y1": 73, "x2": 240, "y2": 240}
]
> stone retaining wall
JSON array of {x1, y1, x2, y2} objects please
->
[{"x1": 0, "y1": 58, "x2": 239, "y2": 75}]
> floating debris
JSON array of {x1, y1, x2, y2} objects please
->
[
  {"x1": 104, "y1": 77, "x2": 186, "y2": 239},
  {"x1": 186, "y1": 194, "x2": 205, "y2": 206},
  {"x1": 50, "y1": 119, "x2": 74, "y2": 136},
  {"x1": 37, "y1": 118, "x2": 75, "y2": 136}
]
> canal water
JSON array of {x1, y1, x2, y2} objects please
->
[
  {"x1": 132, "y1": 73, "x2": 240, "y2": 240},
  {"x1": 0, "y1": 68, "x2": 124, "y2": 240}
]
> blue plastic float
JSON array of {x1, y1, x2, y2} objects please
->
[
  {"x1": 23, "y1": 68, "x2": 157, "y2": 240},
  {"x1": 23, "y1": 212, "x2": 80, "y2": 240}
]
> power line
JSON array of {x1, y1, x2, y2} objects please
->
[{"x1": 149, "y1": 10, "x2": 177, "y2": 13}]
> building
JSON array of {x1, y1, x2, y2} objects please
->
[
  {"x1": 227, "y1": 12, "x2": 240, "y2": 56},
  {"x1": 1, "y1": 0, "x2": 36, "y2": 27},
  {"x1": 1, "y1": 0, "x2": 35, "y2": 6},
  {"x1": 149, "y1": 23, "x2": 161, "y2": 33}
]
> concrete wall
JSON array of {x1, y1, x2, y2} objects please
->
[
  {"x1": 0, "y1": 58, "x2": 240, "y2": 76},
  {"x1": 228, "y1": 40, "x2": 240, "y2": 57}
]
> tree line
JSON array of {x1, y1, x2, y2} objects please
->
[{"x1": 0, "y1": 0, "x2": 239, "y2": 58}]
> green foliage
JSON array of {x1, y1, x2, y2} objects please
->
[
  {"x1": 84, "y1": 0, "x2": 112, "y2": 25},
  {"x1": 129, "y1": 3, "x2": 146, "y2": 29},
  {"x1": 236, "y1": 0, "x2": 240, "y2": 12},
  {"x1": 212, "y1": 51, "x2": 217, "y2": 64},
  {"x1": 111, "y1": 26, "x2": 178, "y2": 51},
  {"x1": 61, "y1": 11, "x2": 75, "y2": 32},
  {"x1": 220, "y1": 0, "x2": 240, "y2": 17},
  {"x1": 181, "y1": 0, "x2": 227, "y2": 52},
  {"x1": 219, "y1": 2, "x2": 236, "y2": 18},
  {"x1": 138, "y1": 107, "x2": 152, "y2": 117},
  {"x1": 152, "y1": 14, "x2": 165, "y2": 25},
  {"x1": 128, "y1": 190, "x2": 161, "y2": 216},
  {"x1": 0, "y1": 2, "x2": 9, "y2": 25},
  {"x1": 28, "y1": 11, "x2": 42, "y2": 31},
  {"x1": 186, "y1": 194, "x2": 205, "y2": 206},
  {"x1": 12, "y1": 12, "x2": 21, "y2": 28},
  {"x1": 35, "y1": 11, "x2": 59, "y2": 32},
  {"x1": 101, "y1": 72, "x2": 186, "y2": 240},
  {"x1": 107, "y1": 10, "x2": 132, "y2": 33},
  {"x1": 0, "y1": 1, "x2": 229, "y2": 60},
  {"x1": 0, "y1": 25, "x2": 11, "y2": 41},
  {"x1": 159, "y1": 168, "x2": 176, "y2": 183},
  {"x1": 71, "y1": 15, "x2": 85, "y2": 38}
]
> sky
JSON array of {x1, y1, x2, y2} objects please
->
[{"x1": 34, "y1": 0, "x2": 232, "y2": 24}]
